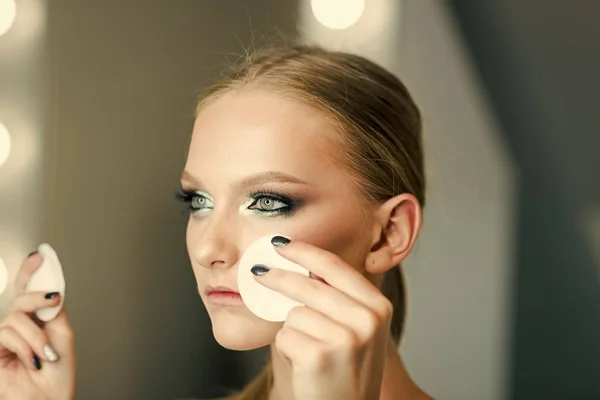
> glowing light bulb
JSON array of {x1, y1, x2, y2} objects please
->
[
  {"x1": 0, "y1": 123, "x2": 11, "y2": 167},
  {"x1": 311, "y1": 0, "x2": 365, "y2": 30},
  {"x1": 0, "y1": 0, "x2": 17, "y2": 37},
  {"x1": 0, "y1": 258, "x2": 7, "y2": 296}
]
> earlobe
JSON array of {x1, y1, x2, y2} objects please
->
[
  {"x1": 365, "y1": 247, "x2": 393, "y2": 274},
  {"x1": 365, "y1": 194, "x2": 422, "y2": 274}
]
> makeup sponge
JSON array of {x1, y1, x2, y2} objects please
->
[
  {"x1": 238, "y1": 235, "x2": 309, "y2": 322},
  {"x1": 25, "y1": 244, "x2": 66, "y2": 322}
]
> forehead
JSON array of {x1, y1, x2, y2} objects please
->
[{"x1": 186, "y1": 90, "x2": 345, "y2": 184}]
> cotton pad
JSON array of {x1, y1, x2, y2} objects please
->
[
  {"x1": 25, "y1": 243, "x2": 66, "y2": 322},
  {"x1": 238, "y1": 235, "x2": 309, "y2": 322}
]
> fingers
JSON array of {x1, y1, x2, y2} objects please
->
[
  {"x1": 284, "y1": 306, "x2": 358, "y2": 348},
  {"x1": 10, "y1": 291, "x2": 61, "y2": 315},
  {"x1": 271, "y1": 238, "x2": 392, "y2": 316},
  {"x1": 255, "y1": 269, "x2": 364, "y2": 327},
  {"x1": 44, "y1": 306, "x2": 75, "y2": 341},
  {"x1": 0, "y1": 326, "x2": 41, "y2": 371},
  {"x1": 14, "y1": 251, "x2": 43, "y2": 294},
  {"x1": 0, "y1": 312, "x2": 59, "y2": 363},
  {"x1": 0, "y1": 291, "x2": 62, "y2": 371},
  {"x1": 309, "y1": 272, "x2": 326, "y2": 284},
  {"x1": 275, "y1": 326, "x2": 327, "y2": 371}
]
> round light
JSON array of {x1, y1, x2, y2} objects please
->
[
  {"x1": 0, "y1": 123, "x2": 11, "y2": 167},
  {"x1": 0, "y1": 0, "x2": 17, "y2": 37},
  {"x1": 311, "y1": 0, "x2": 365, "y2": 30},
  {"x1": 0, "y1": 258, "x2": 7, "y2": 296}
]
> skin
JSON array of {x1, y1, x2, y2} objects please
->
[
  {"x1": 183, "y1": 89, "x2": 432, "y2": 400},
  {"x1": 0, "y1": 88, "x2": 432, "y2": 400},
  {"x1": 0, "y1": 253, "x2": 76, "y2": 400}
]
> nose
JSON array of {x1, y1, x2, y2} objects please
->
[{"x1": 189, "y1": 214, "x2": 240, "y2": 270}]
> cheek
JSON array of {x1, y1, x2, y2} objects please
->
[
  {"x1": 288, "y1": 208, "x2": 373, "y2": 270},
  {"x1": 185, "y1": 218, "x2": 196, "y2": 257},
  {"x1": 185, "y1": 218, "x2": 206, "y2": 282}
]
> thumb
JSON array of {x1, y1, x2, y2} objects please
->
[{"x1": 42, "y1": 306, "x2": 75, "y2": 356}]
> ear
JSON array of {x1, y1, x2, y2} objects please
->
[{"x1": 365, "y1": 193, "x2": 422, "y2": 274}]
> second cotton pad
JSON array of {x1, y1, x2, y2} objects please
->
[
  {"x1": 238, "y1": 235, "x2": 309, "y2": 322},
  {"x1": 24, "y1": 243, "x2": 66, "y2": 322}
]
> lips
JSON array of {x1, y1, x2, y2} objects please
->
[
  {"x1": 204, "y1": 284, "x2": 244, "y2": 307},
  {"x1": 205, "y1": 285, "x2": 240, "y2": 295}
]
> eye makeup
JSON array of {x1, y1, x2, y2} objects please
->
[
  {"x1": 244, "y1": 189, "x2": 303, "y2": 217},
  {"x1": 175, "y1": 187, "x2": 304, "y2": 218},
  {"x1": 175, "y1": 188, "x2": 214, "y2": 215}
]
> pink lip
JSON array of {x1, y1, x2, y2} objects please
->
[
  {"x1": 205, "y1": 285, "x2": 240, "y2": 295},
  {"x1": 204, "y1": 285, "x2": 243, "y2": 306}
]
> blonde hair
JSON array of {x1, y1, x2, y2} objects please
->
[{"x1": 197, "y1": 45, "x2": 425, "y2": 400}]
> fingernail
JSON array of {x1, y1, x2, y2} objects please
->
[
  {"x1": 43, "y1": 344, "x2": 59, "y2": 362},
  {"x1": 27, "y1": 250, "x2": 38, "y2": 258},
  {"x1": 271, "y1": 236, "x2": 290, "y2": 248},
  {"x1": 32, "y1": 355, "x2": 41, "y2": 370},
  {"x1": 45, "y1": 292, "x2": 59, "y2": 299},
  {"x1": 251, "y1": 264, "x2": 270, "y2": 276}
]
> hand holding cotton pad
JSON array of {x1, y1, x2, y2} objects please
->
[
  {"x1": 24, "y1": 244, "x2": 66, "y2": 322},
  {"x1": 238, "y1": 235, "x2": 309, "y2": 322}
]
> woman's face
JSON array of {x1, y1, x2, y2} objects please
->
[{"x1": 182, "y1": 89, "x2": 377, "y2": 350}]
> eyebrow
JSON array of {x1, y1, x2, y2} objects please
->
[{"x1": 180, "y1": 170, "x2": 310, "y2": 190}]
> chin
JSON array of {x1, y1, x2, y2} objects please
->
[{"x1": 209, "y1": 310, "x2": 282, "y2": 351}]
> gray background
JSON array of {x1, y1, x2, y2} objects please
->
[{"x1": 0, "y1": 1, "x2": 598, "y2": 399}]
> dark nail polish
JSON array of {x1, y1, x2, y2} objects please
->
[
  {"x1": 45, "y1": 292, "x2": 59, "y2": 299},
  {"x1": 251, "y1": 264, "x2": 270, "y2": 276},
  {"x1": 271, "y1": 236, "x2": 290, "y2": 248},
  {"x1": 32, "y1": 355, "x2": 41, "y2": 370},
  {"x1": 27, "y1": 250, "x2": 38, "y2": 258}
]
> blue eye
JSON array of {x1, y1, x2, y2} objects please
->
[
  {"x1": 249, "y1": 196, "x2": 288, "y2": 212},
  {"x1": 175, "y1": 189, "x2": 214, "y2": 214},
  {"x1": 191, "y1": 195, "x2": 208, "y2": 209},
  {"x1": 176, "y1": 188, "x2": 302, "y2": 218},
  {"x1": 247, "y1": 191, "x2": 301, "y2": 216}
]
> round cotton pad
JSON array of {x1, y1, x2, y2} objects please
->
[
  {"x1": 24, "y1": 244, "x2": 66, "y2": 322},
  {"x1": 238, "y1": 235, "x2": 309, "y2": 322}
]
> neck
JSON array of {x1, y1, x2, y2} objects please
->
[{"x1": 268, "y1": 336, "x2": 432, "y2": 400}]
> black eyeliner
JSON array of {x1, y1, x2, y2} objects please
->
[
  {"x1": 175, "y1": 188, "x2": 209, "y2": 214},
  {"x1": 246, "y1": 190, "x2": 303, "y2": 216},
  {"x1": 175, "y1": 188, "x2": 196, "y2": 203}
]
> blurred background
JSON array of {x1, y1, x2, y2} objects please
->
[{"x1": 0, "y1": 1, "x2": 598, "y2": 399}]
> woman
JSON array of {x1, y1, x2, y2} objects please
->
[{"x1": 0, "y1": 45, "x2": 433, "y2": 400}]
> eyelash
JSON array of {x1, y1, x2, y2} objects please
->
[
  {"x1": 246, "y1": 190, "x2": 300, "y2": 216},
  {"x1": 174, "y1": 189, "x2": 202, "y2": 211},
  {"x1": 174, "y1": 188, "x2": 301, "y2": 216}
]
